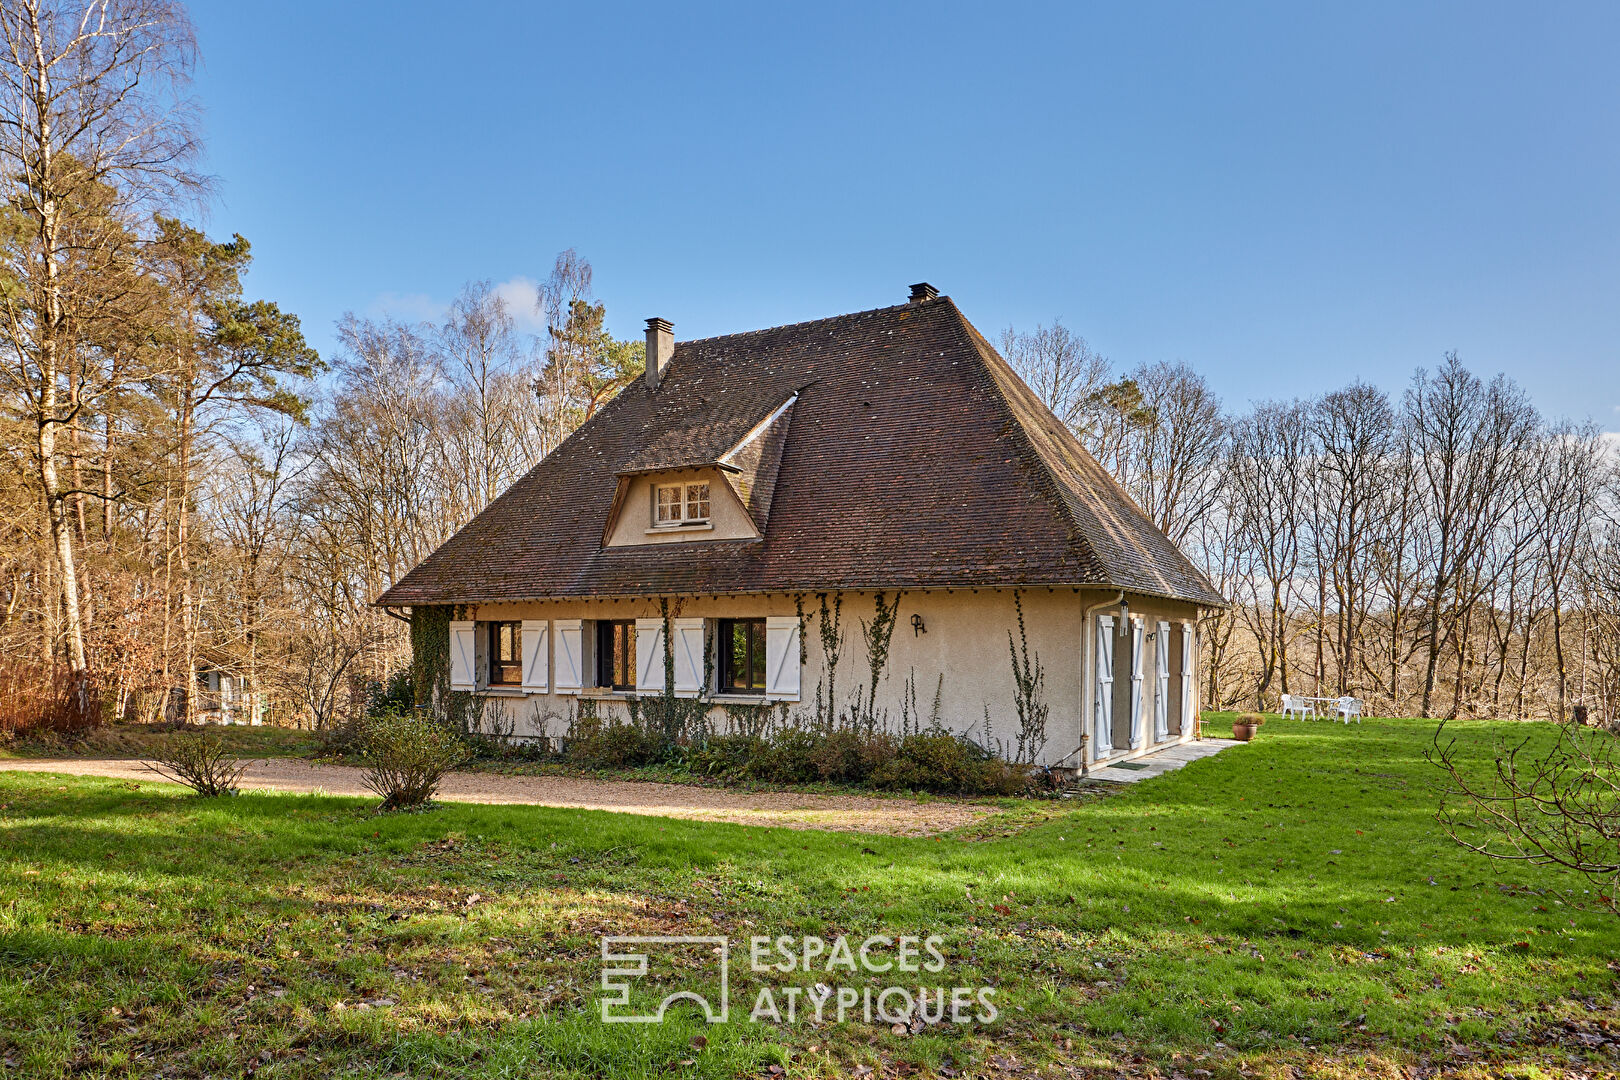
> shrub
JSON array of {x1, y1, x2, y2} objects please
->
[
  {"x1": 145, "y1": 731, "x2": 248, "y2": 796},
  {"x1": 686, "y1": 733, "x2": 768, "y2": 780},
  {"x1": 1237, "y1": 712, "x2": 1264, "y2": 726},
  {"x1": 870, "y1": 730, "x2": 1028, "y2": 795},
  {"x1": 365, "y1": 668, "x2": 415, "y2": 717},
  {"x1": 316, "y1": 717, "x2": 366, "y2": 757},
  {"x1": 360, "y1": 709, "x2": 470, "y2": 810},
  {"x1": 0, "y1": 665, "x2": 102, "y2": 738},
  {"x1": 811, "y1": 727, "x2": 896, "y2": 783},
  {"x1": 563, "y1": 714, "x2": 664, "y2": 769},
  {"x1": 745, "y1": 726, "x2": 821, "y2": 784}
]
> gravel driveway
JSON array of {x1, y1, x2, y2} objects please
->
[{"x1": 0, "y1": 757, "x2": 992, "y2": 836}]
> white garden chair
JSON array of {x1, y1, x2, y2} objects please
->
[
  {"x1": 1281, "y1": 694, "x2": 1315, "y2": 720},
  {"x1": 1335, "y1": 697, "x2": 1363, "y2": 724}
]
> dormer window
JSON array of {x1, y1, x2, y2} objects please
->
[{"x1": 655, "y1": 482, "x2": 710, "y2": 527}]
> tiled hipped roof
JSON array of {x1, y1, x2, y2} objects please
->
[{"x1": 377, "y1": 296, "x2": 1226, "y2": 607}]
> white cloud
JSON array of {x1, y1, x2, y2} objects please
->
[
  {"x1": 366, "y1": 291, "x2": 445, "y2": 325},
  {"x1": 493, "y1": 276, "x2": 546, "y2": 333},
  {"x1": 365, "y1": 277, "x2": 547, "y2": 335}
]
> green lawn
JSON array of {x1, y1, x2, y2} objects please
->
[
  {"x1": 0, "y1": 722, "x2": 323, "y2": 761},
  {"x1": 1, "y1": 717, "x2": 1615, "y2": 1078}
]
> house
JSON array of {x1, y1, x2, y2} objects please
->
[
  {"x1": 377, "y1": 285, "x2": 1225, "y2": 772},
  {"x1": 173, "y1": 659, "x2": 262, "y2": 726}
]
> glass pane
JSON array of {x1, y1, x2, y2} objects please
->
[
  {"x1": 728, "y1": 622, "x2": 746, "y2": 689},
  {"x1": 624, "y1": 625, "x2": 637, "y2": 686},
  {"x1": 657, "y1": 487, "x2": 679, "y2": 522},
  {"x1": 688, "y1": 484, "x2": 710, "y2": 520},
  {"x1": 749, "y1": 621, "x2": 766, "y2": 688}
]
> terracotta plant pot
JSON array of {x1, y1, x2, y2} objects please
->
[{"x1": 1231, "y1": 721, "x2": 1257, "y2": 742}]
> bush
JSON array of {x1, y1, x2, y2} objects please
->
[
  {"x1": 360, "y1": 709, "x2": 470, "y2": 810},
  {"x1": 0, "y1": 665, "x2": 102, "y2": 738},
  {"x1": 811, "y1": 727, "x2": 896, "y2": 783},
  {"x1": 145, "y1": 731, "x2": 247, "y2": 796},
  {"x1": 685, "y1": 733, "x2": 768, "y2": 780},
  {"x1": 563, "y1": 715, "x2": 664, "y2": 769},
  {"x1": 365, "y1": 668, "x2": 415, "y2": 717},
  {"x1": 569, "y1": 708, "x2": 1037, "y2": 796},
  {"x1": 869, "y1": 730, "x2": 1028, "y2": 795},
  {"x1": 744, "y1": 727, "x2": 821, "y2": 784}
]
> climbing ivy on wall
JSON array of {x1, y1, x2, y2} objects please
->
[
  {"x1": 410, "y1": 606, "x2": 452, "y2": 709},
  {"x1": 1007, "y1": 590, "x2": 1050, "y2": 765},
  {"x1": 814, "y1": 592, "x2": 845, "y2": 728},
  {"x1": 856, "y1": 591, "x2": 903, "y2": 731},
  {"x1": 409, "y1": 603, "x2": 473, "y2": 721}
]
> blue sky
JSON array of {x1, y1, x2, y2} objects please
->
[{"x1": 189, "y1": 2, "x2": 1619, "y2": 427}]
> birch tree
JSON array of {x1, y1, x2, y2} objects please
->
[{"x1": 0, "y1": 0, "x2": 199, "y2": 672}]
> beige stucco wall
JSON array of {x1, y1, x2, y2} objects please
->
[
  {"x1": 602, "y1": 467, "x2": 759, "y2": 547},
  {"x1": 461, "y1": 587, "x2": 1202, "y2": 769}
]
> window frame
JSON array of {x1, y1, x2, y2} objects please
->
[
  {"x1": 717, "y1": 617, "x2": 768, "y2": 694},
  {"x1": 652, "y1": 481, "x2": 712, "y2": 527},
  {"x1": 488, "y1": 621, "x2": 522, "y2": 686},
  {"x1": 595, "y1": 619, "x2": 637, "y2": 691}
]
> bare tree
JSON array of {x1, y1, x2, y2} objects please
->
[
  {"x1": 1533, "y1": 421, "x2": 1606, "y2": 720},
  {"x1": 437, "y1": 280, "x2": 525, "y2": 511},
  {"x1": 1125, "y1": 361, "x2": 1227, "y2": 544},
  {"x1": 1308, "y1": 382, "x2": 1396, "y2": 698},
  {"x1": 999, "y1": 319, "x2": 1109, "y2": 428},
  {"x1": 1227, "y1": 400, "x2": 1310, "y2": 707},
  {"x1": 1431, "y1": 719, "x2": 1619, "y2": 914}
]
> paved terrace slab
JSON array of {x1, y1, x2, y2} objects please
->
[{"x1": 1087, "y1": 738, "x2": 1242, "y2": 784}]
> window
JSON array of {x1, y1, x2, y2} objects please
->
[
  {"x1": 718, "y1": 618, "x2": 767, "y2": 693},
  {"x1": 489, "y1": 622, "x2": 521, "y2": 685},
  {"x1": 654, "y1": 482, "x2": 710, "y2": 526},
  {"x1": 596, "y1": 620, "x2": 637, "y2": 690}
]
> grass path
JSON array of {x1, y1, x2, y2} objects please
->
[{"x1": 2, "y1": 716, "x2": 1616, "y2": 1078}]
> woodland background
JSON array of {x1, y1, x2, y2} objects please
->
[{"x1": 4, "y1": 0, "x2": 1619, "y2": 735}]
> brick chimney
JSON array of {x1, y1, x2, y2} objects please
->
[
  {"x1": 645, "y1": 317, "x2": 674, "y2": 390},
  {"x1": 908, "y1": 282, "x2": 938, "y2": 304}
]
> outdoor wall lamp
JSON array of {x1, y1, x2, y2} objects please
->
[
  {"x1": 1118, "y1": 598, "x2": 1130, "y2": 635},
  {"x1": 911, "y1": 613, "x2": 926, "y2": 637}
]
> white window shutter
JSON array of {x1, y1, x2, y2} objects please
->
[
  {"x1": 554, "y1": 619, "x2": 583, "y2": 694},
  {"x1": 1181, "y1": 622, "x2": 1195, "y2": 733},
  {"x1": 635, "y1": 618, "x2": 666, "y2": 693},
  {"x1": 449, "y1": 621, "x2": 477, "y2": 691},
  {"x1": 521, "y1": 620, "x2": 549, "y2": 692},
  {"x1": 765, "y1": 616, "x2": 800, "y2": 700},
  {"x1": 1094, "y1": 615, "x2": 1114, "y2": 758},
  {"x1": 1154, "y1": 620, "x2": 1171, "y2": 742},
  {"x1": 1129, "y1": 619, "x2": 1145, "y2": 750},
  {"x1": 671, "y1": 618, "x2": 706, "y2": 696}
]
